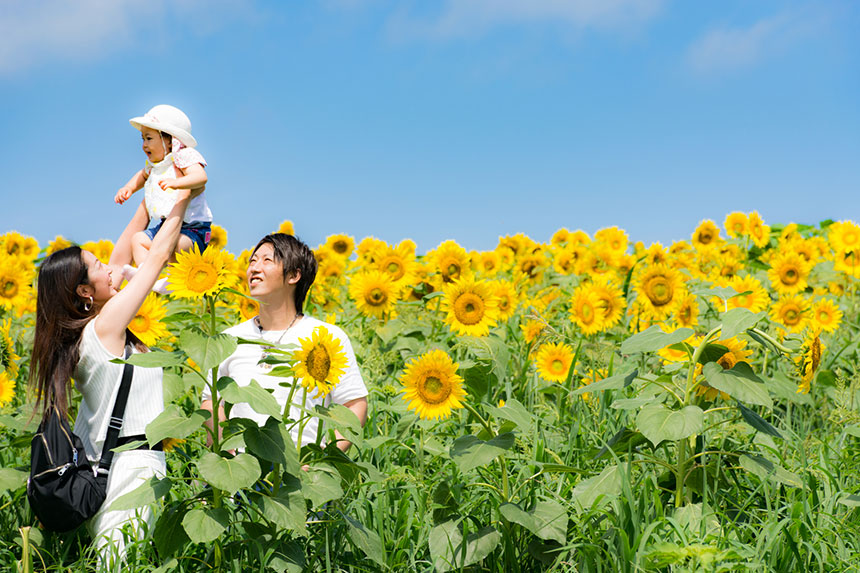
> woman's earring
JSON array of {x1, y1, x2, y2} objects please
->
[{"x1": 84, "y1": 295, "x2": 93, "y2": 312}]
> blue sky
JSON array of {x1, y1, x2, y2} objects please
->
[{"x1": 1, "y1": 0, "x2": 858, "y2": 253}]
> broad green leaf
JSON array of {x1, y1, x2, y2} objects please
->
[
  {"x1": 344, "y1": 514, "x2": 385, "y2": 565},
  {"x1": 611, "y1": 397, "x2": 659, "y2": 410},
  {"x1": 430, "y1": 520, "x2": 502, "y2": 572},
  {"x1": 621, "y1": 325, "x2": 693, "y2": 354},
  {"x1": 450, "y1": 433, "x2": 515, "y2": 473},
  {"x1": 737, "y1": 402, "x2": 782, "y2": 438},
  {"x1": 219, "y1": 377, "x2": 282, "y2": 419},
  {"x1": 196, "y1": 452, "x2": 260, "y2": 495},
  {"x1": 459, "y1": 335, "x2": 510, "y2": 383},
  {"x1": 300, "y1": 466, "x2": 343, "y2": 507},
  {"x1": 319, "y1": 403, "x2": 364, "y2": 447},
  {"x1": 0, "y1": 468, "x2": 27, "y2": 492},
  {"x1": 484, "y1": 398, "x2": 534, "y2": 431},
  {"x1": 0, "y1": 412, "x2": 39, "y2": 433},
  {"x1": 838, "y1": 494, "x2": 860, "y2": 507},
  {"x1": 693, "y1": 286, "x2": 741, "y2": 300},
  {"x1": 154, "y1": 503, "x2": 191, "y2": 557},
  {"x1": 112, "y1": 350, "x2": 185, "y2": 368},
  {"x1": 179, "y1": 329, "x2": 238, "y2": 373},
  {"x1": 244, "y1": 417, "x2": 301, "y2": 474},
  {"x1": 719, "y1": 308, "x2": 766, "y2": 340},
  {"x1": 571, "y1": 368, "x2": 637, "y2": 396},
  {"x1": 637, "y1": 405, "x2": 703, "y2": 446},
  {"x1": 500, "y1": 500, "x2": 568, "y2": 544},
  {"x1": 269, "y1": 541, "x2": 306, "y2": 573},
  {"x1": 571, "y1": 463, "x2": 625, "y2": 511},
  {"x1": 182, "y1": 507, "x2": 230, "y2": 544},
  {"x1": 845, "y1": 425, "x2": 860, "y2": 438},
  {"x1": 250, "y1": 475, "x2": 307, "y2": 535},
  {"x1": 739, "y1": 454, "x2": 802, "y2": 487},
  {"x1": 109, "y1": 477, "x2": 172, "y2": 511},
  {"x1": 702, "y1": 362, "x2": 772, "y2": 408},
  {"x1": 162, "y1": 371, "x2": 185, "y2": 405},
  {"x1": 145, "y1": 405, "x2": 209, "y2": 446}
]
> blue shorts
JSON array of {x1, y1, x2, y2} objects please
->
[{"x1": 144, "y1": 220, "x2": 211, "y2": 253}]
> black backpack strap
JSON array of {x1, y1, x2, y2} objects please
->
[{"x1": 97, "y1": 346, "x2": 135, "y2": 473}]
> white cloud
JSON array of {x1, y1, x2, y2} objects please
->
[
  {"x1": 686, "y1": 9, "x2": 827, "y2": 75},
  {"x1": 0, "y1": 0, "x2": 252, "y2": 75},
  {"x1": 386, "y1": 0, "x2": 664, "y2": 40}
]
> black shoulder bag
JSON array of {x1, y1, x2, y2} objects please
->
[{"x1": 27, "y1": 356, "x2": 135, "y2": 532}]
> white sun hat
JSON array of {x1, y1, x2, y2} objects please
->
[{"x1": 129, "y1": 104, "x2": 197, "y2": 148}]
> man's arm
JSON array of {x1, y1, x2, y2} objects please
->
[
  {"x1": 200, "y1": 399, "x2": 225, "y2": 448},
  {"x1": 333, "y1": 396, "x2": 368, "y2": 453}
]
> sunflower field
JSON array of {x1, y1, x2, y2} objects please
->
[{"x1": 2, "y1": 213, "x2": 860, "y2": 571}]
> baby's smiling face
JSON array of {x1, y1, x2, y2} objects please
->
[{"x1": 141, "y1": 126, "x2": 168, "y2": 163}]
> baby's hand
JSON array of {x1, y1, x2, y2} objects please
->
[
  {"x1": 158, "y1": 178, "x2": 178, "y2": 191},
  {"x1": 115, "y1": 186, "x2": 134, "y2": 204}
]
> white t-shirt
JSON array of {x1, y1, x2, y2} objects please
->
[
  {"x1": 202, "y1": 316, "x2": 368, "y2": 447},
  {"x1": 73, "y1": 319, "x2": 165, "y2": 463},
  {"x1": 143, "y1": 148, "x2": 212, "y2": 224}
]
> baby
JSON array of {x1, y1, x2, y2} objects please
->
[{"x1": 115, "y1": 105, "x2": 213, "y2": 289}]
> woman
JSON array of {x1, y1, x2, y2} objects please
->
[{"x1": 29, "y1": 194, "x2": 189, "y2": 566}]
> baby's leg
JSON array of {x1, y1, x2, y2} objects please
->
[
  {"x1": 171, "y1": 234, "x2": 195, "y2": 263},
  {"x1": 132, "y1": 231, "x2": 153, "y2": 266}
]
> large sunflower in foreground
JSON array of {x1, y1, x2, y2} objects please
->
[
  {"x1": 0, "y1": 371, "x2": 14, "y2": 406},
  {"x1": 128, "y1": 293, "x2": 169, "y2": 347},
  {"x1": 534, "y1": 342, "x2": 575, "y2": 383},
  {"x1": 767, "y1": 251, "x2": 811, "y2": 295},
  {"x1": 770, "y1": 295, "x2": 810, "y2": 333},
  {"x1": 634, "y1": 264, "x2": 685, "y2": 321},
  {"x1": 293, "y1": 326, "x2": 348, "y2": 399},
  {"x1": 348, "y1": 270, "x2": 399, "y2": 319},
  {"x1": 168, "y1": 244, "x2": 234, "y2": 299},
  {"x1": 442, "y1": 277, "x2": 499, "y2": 337},
  {"x1": 0, "y1": 319, "x2": 20, "y2": 380},
  {"x1": 400, "y1": 349, "x2": 466, "y2": 421}
]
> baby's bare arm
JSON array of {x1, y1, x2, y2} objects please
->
[
  {"x1": 159, "y1": 163, "x2": 208, "y2": 193},
  {"x1": 116, "y1": 169, "x2": 147, "y2": 204}
]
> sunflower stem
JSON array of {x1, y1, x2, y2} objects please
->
[
  {"x1": 462, "y1": 402, "x2": 493, "y2": 436},
  {"x1": 296, "y1": 386, "x2": 309, "y2": 458},
  {"x1": 749, "y1": 327, "x2": 794, "y2": 355}
]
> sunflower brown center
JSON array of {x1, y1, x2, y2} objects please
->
[
  {"x1": 717, "y1": 352, "x2": 737, "y2": 370},
  {"x1": 419, "y1": 374, "x2": 450, "y2": 404},
  {"x1": 445, "y1": 262, "x2": 461, "y2": 280},
  {"x1": 188, "y1": 264, "x2": 218, "y2": 292},
  {"x1": 333, "y1": 241, "x2": 349, "y2": 254},
  {"x1": 644, "y1": 276, "x2": 673, "y2": 306},
  {"x1": 783, "y1": 307, "x2": 801, "y2": 325},
  {"x1": 306, "y1": 346, "x2": 331, "y2": 382},
  {"x1": 2, "y1": 280, "x2": 17, "y2": 298},
  {"x1": 366, "y1": 287, "x2": 387, "y2": 306},
  {"x1": 131, "y1": 314, "x2": 150, "y2": 332},
  {"x1": 781, "y1": 267, "x2": 799, "y2": 285},
  {"x1": 453, "y1": 292, "x2": 484, "y2": 325},
  {"x1": 551, "y1": 359, "x2": 565, "y2": 374},
  {"x1": 381, "y1": 258, "x2": 405, "y2": 280}
]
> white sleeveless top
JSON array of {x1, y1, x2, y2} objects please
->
[
  {"x1": 73, "y1": 319, "x2": 165, "y2": 463},
  {"x1": 143, "y1": 148, "x2": 212, "y2": 224}
]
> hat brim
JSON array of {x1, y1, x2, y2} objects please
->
[{"x1": 129, "y1": 116, "x2": 197, "y2": 148}]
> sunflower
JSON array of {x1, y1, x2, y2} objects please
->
[
  {"x1": 594, "y1": 226, "x2": 628, "y2": 256},
  {"x1": 810, "y1": 298, "x2": 842, "y2": 333},
  {"x1": 442, "y1": 277, "x2": 499, "y2": 337},
  {"x1": 789, "y1": 239, "x2": 821, "y2": 265},
  {"x1": 292, "y1": 326, "x2": 349, "y2": 399},
  {"x1": 46, "y1": 235, "x2": 72, "y2": 256},
  {"x1": 644, "y1": 242, "x2": 669, "y2": 265},
  {"x1": 747, "y1": 211, "x2": 771, "y2": 248},
  {"x1": 634, "y1": 264, "x2": 685, "y2": 321},
  {"x1": 724, "y1": 275, "x2": 770, "y2": 313},
  {"x1": 534, "y1": 342, "x2": 575, "y2": 383},
  {"x1": 490, "y1": 280, "x2": 519, "y2": 322},
  {"x1": 0, "y1": 371, "x2": 14, "y2": 406},
  {"x1": 400, "y1": 349, "x2": 467, "y2": 421},
  {"x1": 277, "y1": 220, "x2": 295, "y2": 236},
  {"x1": 373, "y1": 241, "x2": 418, "y2": 288},
  {"x1": 348, "y1": 270, "x2": 398, "y2": 319},
  {"x1": 325, "y1": 234, "x2": 355, "y2": 259},
  {"x1": 767, "y1": 251, "x2": 811, "y2": 295},
  {"x1": 828, "y1": 220, "x2": 860, "y2": 254},
  {"x1": 0, "y1": 319, "x2": 20, "y2": 380},
  {"x1": 168, "y1": 244, "x2": 235, "y2": 299},
  {"x1": 494, "y1": 244, "x2": 516, "y2": 271},
  {"x1": 473, "y1": 250, "x2": 502, "y2": 277},
  {"x1": 515, "y1": 250, "x2": 547, "y2": 282},
  {"x1": 577, "y1": 244, "x2": 618, "y2": 278},
  {"x1": 692, "y1": 220, "x2": 721, "y2": 249},
  {"x1": 724, "y1": 212, "x2": 749, "y2": 238},
  {"x1": 658, "y1": 334, "x2": 701, "y2": 364},
  {"x1": 1, "y1": 231, "x2": 39, "y2": 261},
  {"x1": 208, "y1": 224, "x2": 228, "y2": 250},
  {"x1": 551, "y1": 245, "x2": 579, "y2": 275},
  {"x1": 429, "y1": 240, "x2": 472, "y2": 284},
  {"x1": 355, "y1": 236, "x2": 387, "y2": 264},
  {"x1": 834, "y1": 250, "x2": 860, "y2": 278},
  {"x1": 770, "y1": 295, "x2": 810, "y2": 333},
  {"x1": 551, "y1": 228, "x2": 570, "y2": 246},
  {"x1": 568, "y1": 230, "x2": 591, "y2": 246},
  {"x1": 520, "y1": 319, "x2": 546, "y2": 345},
  {"x1": 81, "y1": 239, "x2": 114, "y2": 264},
  {"x1": 127, "y1": 293, "x2": 169, "y2": 347},
  {"x1": 0, "y1": 258, "x2": 34, "y2": 314},
  {"x1": 696, "y1": 337, "x2": 752, "y2": 401},
  {"x1": 591, "y1": 277, "x2": 626, "y2": 329},
  {"x1": 235, "y1": 282, "x2": 261, "y2": 322},
  {"x1": 318, "y1": 257, "x2": 347, "y2": 282},
  {"x1": 795, "y1": 330, "x2": 823, "y2": 394},
  {"x1": 673, "y1": 292, "x2": 700, "y2": 329},
  {"x1": 568, "y1": 284, "x2": 605, "y2": 335}
]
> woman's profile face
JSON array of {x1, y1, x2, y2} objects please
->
[{"x1": 80, "y1": 250, "x2": 117, "y2": 304}]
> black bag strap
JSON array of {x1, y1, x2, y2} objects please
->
[{"x1": 97, "y1": 345, "x2": 135, "y2": 473}]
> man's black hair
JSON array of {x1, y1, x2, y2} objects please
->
[{"x1": 252, "y1": 233, "x2": 317, "y2": 312}]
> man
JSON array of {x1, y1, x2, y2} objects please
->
[{"x1": 202, "y1": 233, "x2": 368, "y2": 452}]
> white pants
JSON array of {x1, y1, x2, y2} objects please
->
[{"x1": 87, "y1": 449, "x2": 166, "y2": 571}]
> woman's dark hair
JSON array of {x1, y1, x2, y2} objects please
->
[
  {"x1": 252, "y1": 233, "x2": 317, "y2": 312},
  {"x1": 30, "y1": 246, "x2": 143, "y2": 419}
]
